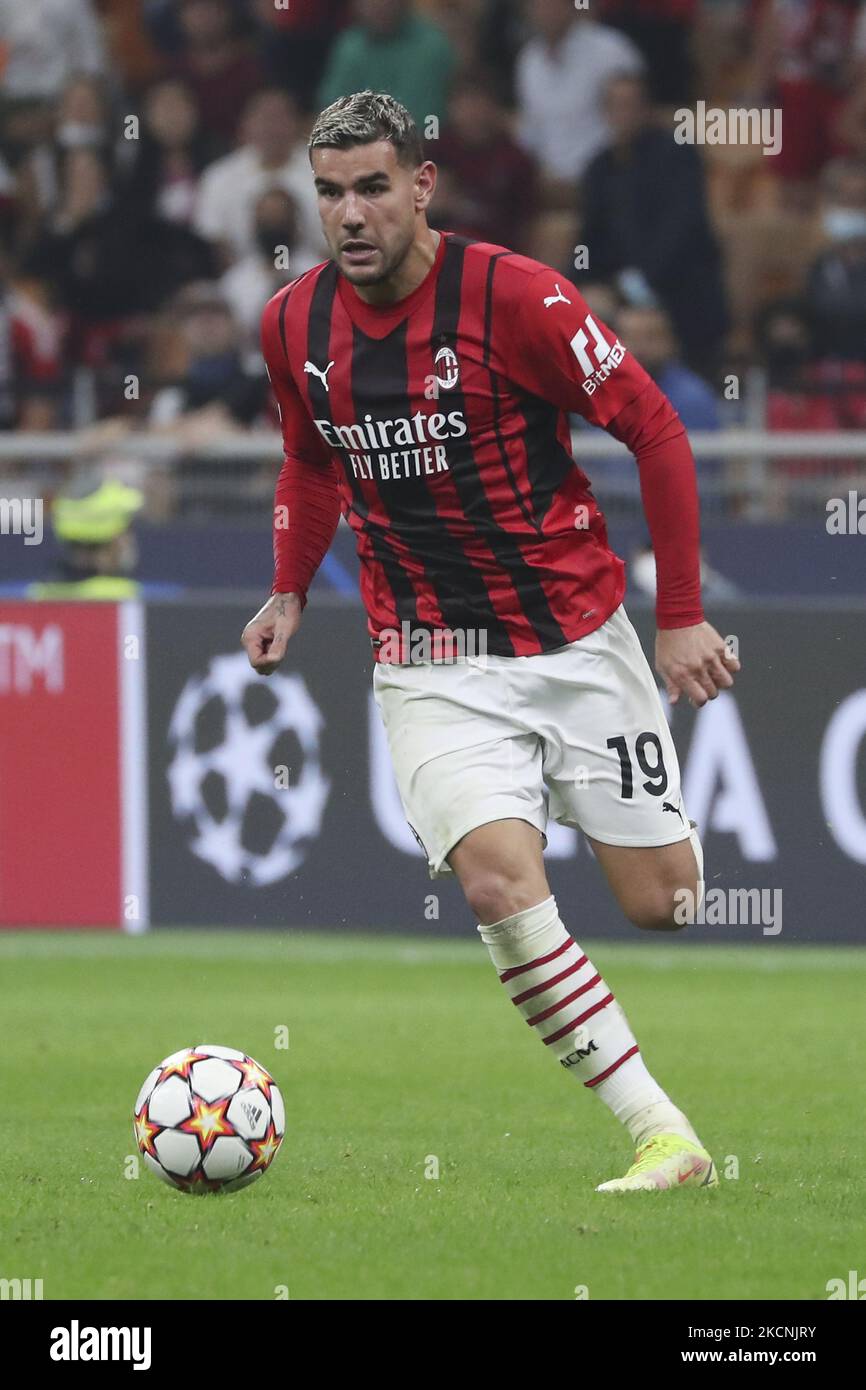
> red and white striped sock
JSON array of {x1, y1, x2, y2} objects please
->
[{"x1": 477, "y1": 895, "x2": 700, "y2": 1148}]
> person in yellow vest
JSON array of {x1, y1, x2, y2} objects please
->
[{"x1": 28, "y1": 477, "x2": 144, "y2": 600}]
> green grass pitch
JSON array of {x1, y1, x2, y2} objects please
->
[{"x1": 0, "y1": 930, "x2": 862, "y2": 1301}]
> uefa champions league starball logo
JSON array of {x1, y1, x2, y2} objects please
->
[{"x1": 166, "y1": 653, "x2": 330, "y2": 886}]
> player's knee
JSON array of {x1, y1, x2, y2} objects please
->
[
  {"x1": 626, "y1": 880, "x2": 696, "y2": 933},
  {"x1": 628, "y1": 900, "x2": 685, "y2": 932},
  {"x1": 463, "y1": 871, "x2": 543, "y2": 927},
  {"x1": 625, "y1": 834, "x2": 704, "y2": 932}
]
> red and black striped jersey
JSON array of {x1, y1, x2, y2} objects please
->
[{"x1": 261, "y1": 230, "x2": 703, "y2": 660}]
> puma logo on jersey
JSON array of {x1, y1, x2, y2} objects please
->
[
  {"x1": 304, "y1": 359, "x2": 335, "y2": 391},
  {"x1": 543, "y1": 283, "x2": 572, "y2": 308}
]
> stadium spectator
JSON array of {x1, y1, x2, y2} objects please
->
[
  {"x1": 148, "y1": 281, "x2": 268, "y2": 429},
  {"x1": 759, "y1": 299, "x2": 866, "y2": 436},
  {"x1": 166, "y1": 0, "x2": 265, "y2": 152},
  {"x1": 598, "y1": 0, "x2": 699, "y2": 104},
  {"x1": 26, "y1": 147, "x2": 218, "y2": 365},
  {"x1": 220, "y1": 188, "x2": 312, "y2": 352},
  {"x1": 474, "y1": 0, "x2": 531, "y2": 106},
  {"x1": 95, "y1": 0, "x2": 163, "y2": 89},
  {"x1": 617, "y1": 305, "x2": 722, "y2": 432},
  {"x1": 756, "y1": 299, "x2": 816, "y2": 386},
  {"x1": 429, "y1": 69, "x2": 538, "y2": 253},
  {"x1": 580, "y1": 302, "x2": 724, "y2": 510},
  {"x1": 52, "y1": 74, "x2": 113, "y2": 155},
  {"x1": 0, "y1": 235, "x2": 63, "y2": 430},
  {"x1": 751, "y1": 0, "x2": 859, "y2": 204},
  {"x1": 13, "y1": 75, "x2": 114, "y2": 258},
  {"x1": 416, "y1": 0, "x2": 490, "y2": 73},
  {"x1": 139, "y1": 280, "x2": 274, "y2": 516},
  {"x1": 123, "y1": 78, "x2": 217, "y2": 226},
  {"x1": 757, "y1": 296, "x2": 866, "y2": 506},
  {"x1": 515, "y1": 0, "x2": 644, "y2": 198},
  {"x1": 193, "y1": 88, "x2": 327, "y2": 270},
  {"x1": 141, "y1": 0, "x2": 248, "y2": 52},
  {"x1": 804, "y1": 156, "x2": 866, "y2": 360},
  {"x1": 578, "y1": 278, "x2": 624, "y2": 328},
  {"x1": 317, "y1": 0, "x2": 457, "y2": 128},
  {"x1": 578, "y1": 72, "x2": 729, "y2": 370},
  {"x1": 27, "y1": 475, "x2": 144, "y2": 600},
  {"x1": 0, "y1": 154, "x2": 16, "y2": 229},
  {"x1": 0, "y1": 0, "x2": 107, "y2": 104},
  {"x1": 249, "y1": 0, "x2": 350, "y2": 113},
  {"x1": 618, "y1": 303, "x2": 725, "y2": 511},
  {"x1": 835, "y1": 5, "x2": 866, "y2": 162}
]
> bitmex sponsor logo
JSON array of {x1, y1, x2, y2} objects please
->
[
  {"x1": 567, "y1": 311, "x2": 632, "y2": 396},
  {"x1": 50, "y1": 1321, "x2": 152, "y2": 1371},
  {"x1": 578, "y1": 337, "x2": 625, "y2": 394}
]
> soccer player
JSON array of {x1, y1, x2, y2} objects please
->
[{"x1": 242, "y1": 90, "x2": 740, "y2": 1192}]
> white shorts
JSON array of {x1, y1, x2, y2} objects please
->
[{"x1": 372, "y1": 603, "x2": 692, "y2": 879}]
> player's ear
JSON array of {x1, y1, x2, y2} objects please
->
[{"x1": 415, "y1": 160, "x2": 437, "y2": 211}]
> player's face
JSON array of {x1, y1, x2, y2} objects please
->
[{"x1": 312, "y1": 141, "x2": 430, "y2": 287}]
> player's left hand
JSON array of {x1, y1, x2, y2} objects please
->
[{"x1": 655, "y1": 622, "x2": 741, "y2": 708}]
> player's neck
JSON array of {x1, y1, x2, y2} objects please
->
[{"x1": 349, "y1": 228, "x2": 442, "y2": 308}]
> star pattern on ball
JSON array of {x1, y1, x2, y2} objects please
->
[
  {"x1": 233, "y1": 1058, "x2": 274, "y2": 1097},
  {"x1": 134, "y1": 1105, "x2": 161, "y2": 1159},
  {"x1": 175, "y1": 1171, "x2": 225, "y2": 1195},
  {"x1": 249, "y1": 1121, "x2": 282, "y2": 1172},
  {"x1": 158, "y1": 1050, "x2": 204, "y2": 1081},
  {"x1": 179, "y1": 1095, "x2": 233, "y2": 1153}
]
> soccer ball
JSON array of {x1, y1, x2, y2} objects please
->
[{"x1": 133, "y1": 1045, "x2": 285, "y2": 1194}]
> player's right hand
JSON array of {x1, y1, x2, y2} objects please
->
[{"x1": 241, "y1": 592, "x2": 302, "y2": 675}]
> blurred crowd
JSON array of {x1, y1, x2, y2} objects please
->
[{"x1": 2, "y1": 0, "x2": 866, "y2": 517}]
